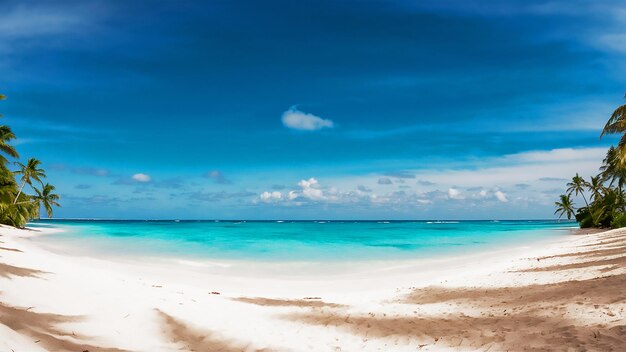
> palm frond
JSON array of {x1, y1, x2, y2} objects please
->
[{"x1": 601, "y1": 104, "x2": 626, "y2": 138}]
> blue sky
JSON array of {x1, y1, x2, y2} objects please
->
[{"x1": 0, "y1": 0, "x2": 625, "y2": 219}]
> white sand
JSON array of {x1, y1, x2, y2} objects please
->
[{"x1": 0, "y1": 224, "x2": 623, "y2": 351}]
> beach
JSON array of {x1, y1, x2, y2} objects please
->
[
  {"x1": 1, "y1": 224, "x2": 625, "y2": 351},
  {"x1": 3, "y1": 1, "x2": 626, "y2": 351}
]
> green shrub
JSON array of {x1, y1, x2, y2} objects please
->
[
  {"x1": 611, "y1": 212, "x2": 626, "y2": 228},
  {"x1": 575, "y1": 208, "x2": 594, "y2": 228}
]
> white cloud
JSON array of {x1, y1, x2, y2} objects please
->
[
  {"x1": 494, "y1": 190, "x2": 508, "y2": 202},
  {"x1": 252, "y1": 147, "x2": 606, "y2": 216},
  {"x1": 468, "y1": 188, "x2": 509, "y2": 203},
  {"x1": 281, "y1": 107, "x2": 334, "y2": 131},
  {"x1": 260, "y1": 191, "x2": 282, "y2": 202},
  {"x1": 447, "y1": 188, "x2": 464, "y2": 200},
  {"x1": 258, "y1": 177, "x2": 351, "y2": 205},
  {"x1": 132, "y1": 173, "x2": 151, "y2": 182},
  {"x1": 503, "y1": 147, "x2": 606, "y2": 164},
  {"x1": 298, "y1": 178, "x2": 326, "y2": 200}
]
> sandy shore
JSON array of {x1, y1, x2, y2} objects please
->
[{"x1": 0, "y1": 225, "x2": 625, "y2": 351}]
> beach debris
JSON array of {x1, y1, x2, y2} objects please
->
[
  {"x1": 303, "y1": 296, "x2": 321, "y2": 300},
  {"x1": 209, "y1": 291, "x2": 221, "y2": 295},
  {"x1": 152, "y1": 285, "x2": 163, "y2": 288}
]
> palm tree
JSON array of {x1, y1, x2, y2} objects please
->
[
  {"x1": 601, "y1": 94, "x2": 626, "y2": 162},
  {"x1": 0, "y1": 201, "x2": 36, "y2": 228},
  {"x1": 600, "y1": 146, "x2": 623, "y2": 188},
  {"x1": 567, "y1": 173, "x2": 597, "y2": 224},
  {"x1": 0, "y1": 93, "x2": 18, "y2": 163},
  {"x1": 588, "y1": 175, "x2": 605, "y2": 201},
  {"x1": 554, "y1": 194, "x2": 575, "y2": 220},
  {"x1": 33, "y1": 183, "x2": 60, "y2": 218},
  {"x1": 567, "y1": 174, "x2": 590, "y2": 206},
  {"x1": 615, "y1": 188, "x2": 626, "y2": 212},
  {"x1": 13, "y1": 158, "x2": 46, "y2": 204},
  {"x1": 0, "y1": 125, "x2": 19, "y2": 165},
  {"x1": 601, "y1": 94, "x2": 626, "y2": 138}
]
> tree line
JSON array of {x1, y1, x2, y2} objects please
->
[{"x1": 555, "y1": 95, "x2": 626, "y2": 228}]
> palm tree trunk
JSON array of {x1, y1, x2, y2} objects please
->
[
  {"x1": 13, "y1": 179, "x2": 26, "y2": 204},
  {"x1": 14, "y1": 200, "x2": 36, "y2": 205},
  {"x1": 579, "y1": 190, "x2": 597, "y2": 225},
  {"x1": 581, "y1": 192, "x2": 590, "y2": 208}
]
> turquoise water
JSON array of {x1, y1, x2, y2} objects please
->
[{"x1": 29, "y1": 220, "x2": 577, "y2": 262}]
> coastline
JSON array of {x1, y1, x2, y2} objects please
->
[
  {"x1": 1, "y1": 224, "x2": 625, "y2": 351},
  {"x1": 21, "y1": 223, "x2": 574, "y2": 286},
  {"x1": 26, "y1": 221, "x2": 576, "y2": 279}
]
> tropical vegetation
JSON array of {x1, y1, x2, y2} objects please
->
[
  {"x1": 555, "y1": 94, "x2": 626, "y2": 228},
  {"x1": 0, "y1": 94, "x2": 60, "y2": 227}
]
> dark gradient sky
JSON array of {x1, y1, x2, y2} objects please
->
[{"x1": 0, "y1": 0, "x2": 625, "y2": 219}]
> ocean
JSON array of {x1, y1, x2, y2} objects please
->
[{"x1": 29, "y1": 219, "x2": 576, "y2": 262}]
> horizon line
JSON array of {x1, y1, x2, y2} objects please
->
[{"x1": 32, "y1": 218, "x2": 574, "y2": 222}]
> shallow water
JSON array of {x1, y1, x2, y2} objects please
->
[{"x1": 29, "y1": 220, "x2": 576, "y2": 262}]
